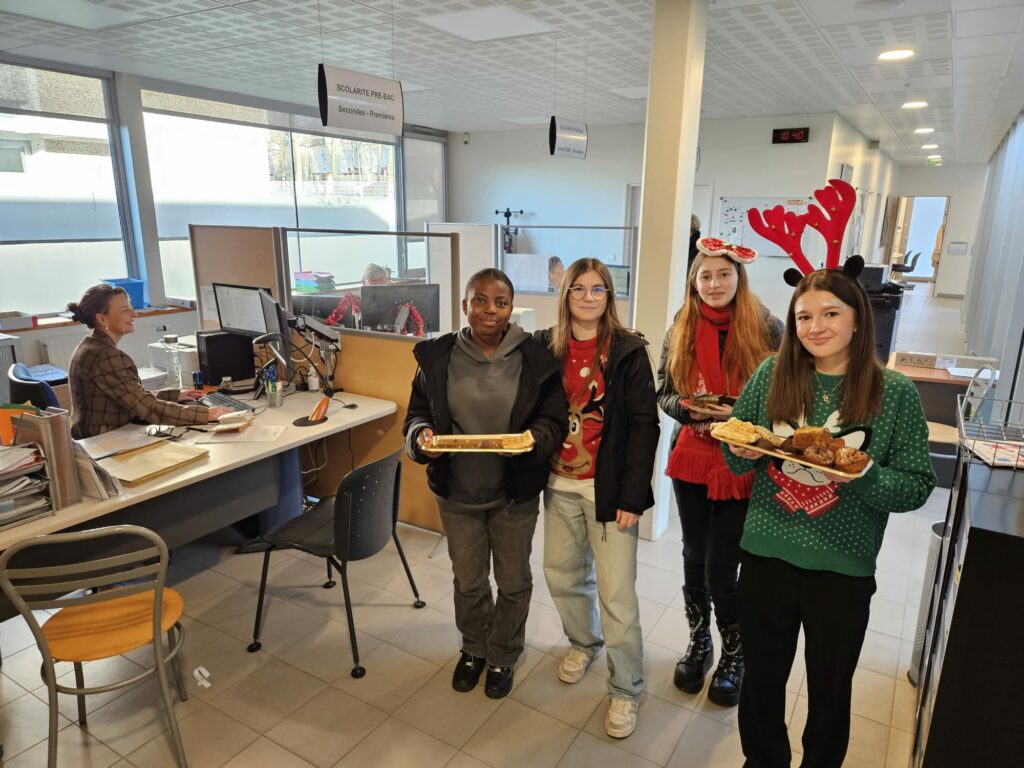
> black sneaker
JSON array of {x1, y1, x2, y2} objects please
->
[
  {"x1": 484, "y1": 665, "x2": 513, "y2": 699},
  {"x1": 452, "y1": 651, "x2": 486, "y2": 692}
]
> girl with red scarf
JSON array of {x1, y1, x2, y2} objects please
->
[{"x1": 656, "y1": 239, "x2": 782, "y2": 706}]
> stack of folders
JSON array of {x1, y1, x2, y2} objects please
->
[
  {"x1": 0, "y1": 443, "x2": 53, "y2": 531},
  {"x1": 13, "y1": 407, "x2": 82, "y2": 510}
]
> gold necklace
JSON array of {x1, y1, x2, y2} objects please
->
[{"x1": 814, "y1": 372, "x2": 843, "y2": 405}]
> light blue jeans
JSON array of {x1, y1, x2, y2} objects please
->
[{"x1": 543, "y1": 488, "x2": 645, "y2": 700}]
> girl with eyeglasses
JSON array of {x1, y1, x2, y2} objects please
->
[
  {"x1": 538, "y1": 258, "x2": 660, "y2": 739},
  {"x1": 656, "y1": 240, "x2": 782, "y2": 706},
  {"x1": 403, "y1": 268, "x2": 567, "y2": 700}
]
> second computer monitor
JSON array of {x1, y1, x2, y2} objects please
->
[
  {"x1": 259, "y1": 289, "x2": 290, "y2": 338},
  {"x1": 360, "y1": 284, "x2": 441, "y2": 333}
]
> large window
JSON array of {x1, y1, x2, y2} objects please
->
[
  {"x1": 142, "y1": 92, "x2": 400, "y2": 300},
  {"x1": 0, "y1": 62, "x2": 130, "y2": 314}
]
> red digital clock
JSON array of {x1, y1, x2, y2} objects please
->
[{"x1": 772, "y1": 127, "x2": 810, "y2": 144}]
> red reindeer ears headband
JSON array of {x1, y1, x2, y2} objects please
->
[{"x1": 746, "y1": 178, "x2": 864, "y2": 286}]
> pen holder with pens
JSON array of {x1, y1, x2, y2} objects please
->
[{"x1": 267, "y1": 384, "x2": 283, "y2": 408}]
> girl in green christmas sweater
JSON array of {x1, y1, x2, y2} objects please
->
[{"x1": 723, "y1": 265, "x2": 935, "y2": 768}]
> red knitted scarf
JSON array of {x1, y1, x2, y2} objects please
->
[{"x1": 666, "y1": 302, "x2": 753, "y2": 499}]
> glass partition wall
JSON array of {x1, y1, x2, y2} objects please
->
[{"x1": 274, "y1": 227, "x2": 459, "y2": 338}]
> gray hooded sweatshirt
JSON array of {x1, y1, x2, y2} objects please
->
[{"x1": 444, "y1": 323, "x2": 529, "y2": 509}]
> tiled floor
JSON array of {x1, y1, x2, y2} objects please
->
[
  {"x1": 892, "y1": 282, "x2": 966, "y2": 356},
  {"x1": 0, "y1": 292, "x2": 965, "y2": 767}
]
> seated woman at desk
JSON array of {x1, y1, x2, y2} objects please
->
[{"x1": 66, "y1": 284, "x2": 232, "y2": 439}]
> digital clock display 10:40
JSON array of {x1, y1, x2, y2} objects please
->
[{"x1": 772, "y1": 127, "x2": 809, "y2": 144}]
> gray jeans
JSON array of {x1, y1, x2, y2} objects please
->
[{"x1": 438, "y1": 496, "x2": 540, "y2": 667}]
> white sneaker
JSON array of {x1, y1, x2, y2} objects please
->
[
  {"x1": 605, "y1": 697, "x2": 638, "y2": 738},
  {"x1": 558, "y1": 647, "x2": 595, "y2": 684}
]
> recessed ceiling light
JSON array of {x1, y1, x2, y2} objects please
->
[
  {"x1": 921, "y1": 143, "x2": 938, "y2": 149},
  {"x1": 902, "y1": 101, "x2": 928, "y2": 109},
  {"x1": 417, "y1": 6, "x2": 553, "y2": 42},
  {"x1": 914, "y1": 127, "x2": 935, "y2": 134},
  {"x1": 927, "y1": 154, "x2": 942, "y2": 160},
  {"x1": 878, "y1": 49, "x2": 915, "y2": 61}
]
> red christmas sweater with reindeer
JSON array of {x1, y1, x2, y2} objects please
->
[
  {"x1": 550, "y1": 336, "x2": 605, "y2": 500},
  {"x1": 723, "y1": 356, "x2": 936, "y2": 578}
]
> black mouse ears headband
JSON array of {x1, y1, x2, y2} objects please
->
[{"x1": 745, "y1": 179, "x2": 864, "y2": 287}]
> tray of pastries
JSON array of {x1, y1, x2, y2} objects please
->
[
  {"x1": 710, "y1": 418, "x2": 872, "y2": 478},
  {"x1": 427, "y1": 431, "x2": 535, "y2": 454},
  {"x1": 680, "y1": 394, "x2": 737, "y2": 417}
]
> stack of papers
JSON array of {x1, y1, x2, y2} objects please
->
[{"x1": 0, "y1": 443, "x2": 52, "y2": 530}]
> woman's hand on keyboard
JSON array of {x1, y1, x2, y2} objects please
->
[
  {"x1": 178, "y1": 388, "x2": 204, "y2": 402},
  {"x1": 207, "y1": 406, "x2": 234, "y2": 421}
]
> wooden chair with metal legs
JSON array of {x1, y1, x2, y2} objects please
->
[
  {"x1": 247, "y1": 448, "x2": 425, "y2": 678},
  {"x1": 0, "y1": 525, "x2": 189, "y2": 767}
]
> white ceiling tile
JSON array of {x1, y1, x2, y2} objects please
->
[
  {"x1": 955, "y1": 53, "x2": 1010, "y2": 72},
  {"x1": 956, "y1": 32, "x2": 1018, "y2": 55},
  {"x1": 955, "y1": 5, "x2": 1024, "y2": 37},
  {"x1": 955, "y1": 69, "x2": 1004, "y2": 85}
]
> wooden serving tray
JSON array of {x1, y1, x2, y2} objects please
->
[
  {"x1": 428, "y1": 431, "x2": 535, "y2": 454},
  {"x1": 710, "y1": 433, "x2": 871, "y2": 479}
]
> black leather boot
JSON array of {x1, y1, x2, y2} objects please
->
[
  {"x1": 708, "y1": 622, "x2": 744, "y2": 707},
  {"x1": 674, "y1": 589, "x2": 714, "y2": 694}
]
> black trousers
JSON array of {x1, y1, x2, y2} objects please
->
[
  {"x1": 738, "y1": 551, "x2": 875, "y2": 768},
  {"x1": 672, "y1": 479, "x2": 748, "y2": 624},
  {"x1": 437, "y1": 497, "x2": 539, "y2": 667}
]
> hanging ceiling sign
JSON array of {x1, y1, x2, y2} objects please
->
[
  {"x1": 318, "y1": 64, "x2": 404, "y2": 136},
  {"x1": 549, "y1": 116, "x2": 588, "y2": 159}
]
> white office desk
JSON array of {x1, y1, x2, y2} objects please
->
[{"x1": 0, "y1": 391, "x2": 396, "y2": 551}]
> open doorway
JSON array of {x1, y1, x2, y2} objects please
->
[{"x1": 889, "y1": 196, "x2": 949, "y2": 282}]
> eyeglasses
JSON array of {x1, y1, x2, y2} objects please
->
[{"x1": 568, "y1": 285, "x2": 609, "y2": 300}]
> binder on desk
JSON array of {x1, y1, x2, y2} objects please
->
[
  {"x1": 97, "y1": 441, "x2": 209, "y2": 487},
  {"x1": 13, "y1": 408, "x2": 81, "y2": 510}
]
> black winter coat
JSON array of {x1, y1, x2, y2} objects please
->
[
  {"x1": 537, "y1": 328, "x2": 660, "y2": 524},
  {"x1": 403, "y1": 332, "x2": 568, "y2": 505}
]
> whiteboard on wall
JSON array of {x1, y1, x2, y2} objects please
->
[{"x1": 718, "y1": 196, "x2": 812, "y2": 259}]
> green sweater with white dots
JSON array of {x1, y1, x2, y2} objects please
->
[{"x1": 722, "y1": 356, "x2": 936, "y2": 578}]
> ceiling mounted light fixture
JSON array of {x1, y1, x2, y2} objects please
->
[
  {"x1": 878, "y1": 49, "x2": 914, "y2": 61},
  {"x1": 927, "y1": 154, "x2": 942, "y2": 160},
  {"x1": 921, "y1": 143, "x2": 938, "y2": 149},
  {"x1": 914, "y1": 127, "x2": 935, "y2": 134},
  {"x1": 902, "y1": 101, "x2": 928, "y2": 109}
]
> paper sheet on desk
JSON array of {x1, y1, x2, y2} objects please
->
[
  {"x1": 191, "y1": 425, "x2": 287, "y2": 443},
  {"x1": 947, "y1": 367, "x2": 999, "y2": 380},
  {"x1": 77, "y1": 427, "x2": 163, "y2": 460}
]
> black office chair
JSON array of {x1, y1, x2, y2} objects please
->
[
  {"x1": 7, "y1": 363, "x2": 60, "y2": 408},
  {"x1": 247, "y1": 448, "x2": 425, "y2": 677},
  {"x1": 891, "y1": 250, "x2": 921, "y2": 277}
]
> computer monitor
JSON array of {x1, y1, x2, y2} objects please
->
[
  {"x1": 259, "y1": 289, "x2": 290, "y2": 338},
  {"x1": 213, "y1": 283, "x2": 269, "y2": 336},
  {"x1": 360, "y1": 284, "x2": 441, "y2": 334},
  {"x1": 605, "y1": 265, "x2": 630, "y2": 297}
]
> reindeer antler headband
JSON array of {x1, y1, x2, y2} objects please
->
[{"x1": 746, "y1": 178, "x2": 864, "y2": 285}]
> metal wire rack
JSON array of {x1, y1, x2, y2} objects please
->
[{"x1": 957, "y1": 394, "x2": 1024, "y2": 469}]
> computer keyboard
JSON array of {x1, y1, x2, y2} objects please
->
[{"x1": 199, "y1": 392, "x2": 255, "y2": 412}]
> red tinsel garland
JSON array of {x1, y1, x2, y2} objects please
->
[
  {"x1": 326, "y1": 294, "x2": 361, "y2": 326},
  {"x1": 398, "y1": 301, "x2": 426, "y2": 337}
]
